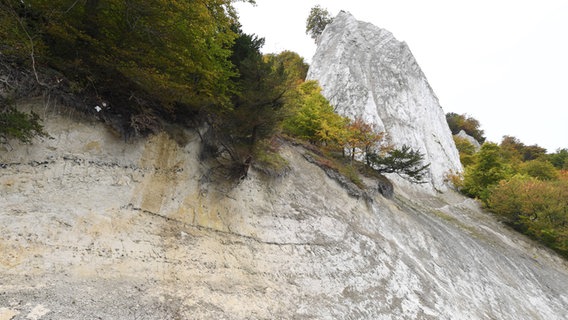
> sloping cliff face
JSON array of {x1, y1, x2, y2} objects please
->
[
  {"x1": 1, "y1": 104, "x2": 568, "y2": 319},
  {"x1": 307, "y1": 12, "x2": 461, "y2": 190}
]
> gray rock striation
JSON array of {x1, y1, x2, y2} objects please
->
[{"x1": 307, "y1": 11, "x2": 462, "y2": 190}]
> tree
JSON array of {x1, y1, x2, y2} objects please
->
[
  {"x1": 205, "y1": 26, "x2": 290, "y2": 165},
  {"x1": 2, "y1": 0, "x2": 250, "y2": 132},
  {"x1": 461, "y1": 142, "x2": 511, "y2": 203},
  {"x1": 366, "y1": 145, "x2": 430, "y2": 183},
  {"x1": 487, "y1": 175, "x2": 568, "y2": 257},
  {"x1": 306, "y1": 5, "x2": 333, "y2": 42},
  {"x1": 344, "y1": 118, "x2": 384, "y2": 163},
  {"x1": 500, "y1": 135, "x2": 547, "y2": 162},
  {"x1": 283, "y1": 81, "x2": 348, "y2": 145},
  {"x1": 446, "y1": 112, "x2": 486, "y2": 143},
  {"x1": 266, "y1": 51, "x2": 309, "y2": 85},
  {"x1": 520, "y1": 160, "x2": 559, "y2": 181},
  {"x1": 547, "y1": 148, "x2": 568, "y2": 170}
]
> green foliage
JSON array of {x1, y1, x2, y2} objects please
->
[
  {"x1": 547, "y1": 148, "x2": 568, "y2": 170},
  {"x1": 366, "y1": 145, "x2": 430, "y2": 183},
  {"x1": 265, "y1": 51, "x2": 309, "y2": 85},
  {"x1": 453, "y1": 136, "x2": 476, "y2": 167},
  {"x1": 2, "y1": 0, "x2": 246, "y2": 122},
  {"x1": 0, "y1": 106, "x2": 47, "y2": 144},
  {"x1": 306, "y1": 5, "x2": 333, "y2": 42},
  {"x1": 520, "y1": 160, "x2": 559, "y2": 181},
  {"x1": 461, "y1": 142, "x2": 512, "y2": 203},
  {"x1": 252, "y1": 139, "x2": 290, "y2": 177},
  {"x1": 283, "y1": 81, "x2": 348, "y2": 145},
  {"x1": 487, "y1": 174, "x2": 568, "y2": 257},
  {"x1": 446, "y1": 112, "x2": 485, "y2": 143},
  {"x1": 219, "y1": 27, "x2": 289, "y2": 147},
  {"x1": 500, "y1": 135, "x2": 547, "y2": 162}
]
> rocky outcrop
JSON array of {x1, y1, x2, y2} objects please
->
[
  {"x1": 456, "y1": 129, "x2": 482, "y2": 151},
  {"x1": 1, "y1": 103, "x2": 568, "y2": 319},
  {"x1": 307, "y1": 11, "x2": 462, "y2": 191}
]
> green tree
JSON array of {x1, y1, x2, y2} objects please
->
[
  {"x1": 306, "y1": 5, "x2": 333, "y2": 42},
  {"x1": 547, "y1": 148, "x2": 568, "y2": 170},
  {"x1": 205, "y1": 27, "x2": 291, "y2": 165},
  {"x1": 461, "y1": 142, "x2": 511, "y2": 203},
  {"x1": 520, "y1": 160, "x2": 559, "y2": 181},
  {"x1": 366, "y1": 145, "x2": 430, "y2": 183}
]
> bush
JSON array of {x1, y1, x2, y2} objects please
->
[
  {"x1": 520, "y1": 160, "x2": 559, "y2": 181},
  {"x1": 0, "y1": 106, "x2": 47, "y2": 144},
  {"x1": 487, "y1": 175, "x2": 568, "y2": 257},
  {"x1": 461, "y1": 143, "x2": 512, "y2": 203}
]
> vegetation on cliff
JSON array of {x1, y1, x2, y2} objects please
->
[{"x1": 449, "y1": 113, "x2": 568, "y2": 257}]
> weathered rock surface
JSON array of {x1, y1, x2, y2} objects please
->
[
  {"x1": 1, "y1": 102, "x2": 568, "y2": 319},
  {"x1": 456, "y1": 129, "x2": 482, "y2": 151},
  {"x1": 307, "y1": 11, "x2": 462, "y2": 191}
]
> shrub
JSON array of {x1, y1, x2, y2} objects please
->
[
  {"x1": 0, "y1": 106, "x2": 47, "y2": 145},
  {"x1": 520, "y1": 160, "x2": 559, "y2": 181},
  {"x1": 487, "y1": 175, "x2": 568, "y2": 257}
]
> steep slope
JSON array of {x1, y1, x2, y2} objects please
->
[
  {"x1": 1, "y1": 104, "x2": 568, "y2": 319},
  {"x1": 307, "y1": 11, "x2": 461, "y2": 191}
]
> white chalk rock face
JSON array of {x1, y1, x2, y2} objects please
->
[{"x1": 307, "y1": 11, "x2": 462, "y2": 190}]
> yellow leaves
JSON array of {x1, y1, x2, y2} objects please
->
[{"x1": 487, "y1": 175, "x2": 568, "y2": 256}]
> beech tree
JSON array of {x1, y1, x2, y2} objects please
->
[
  {"x1": 461, "y1": 142, "x2": 512, "y2": 202},
  {"x1": 283, "y1": 81, "x2": 348, "y2": 145}
]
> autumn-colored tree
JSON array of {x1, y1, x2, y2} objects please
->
[
  {"x1": 266, "y1": 51, "x2": 309, "y2": 85},
  {"x1": 344, "y1": 118, "x2": 384, "y2": 163},
  {"x1": 488, "y1": 175, "x2": 568, "y2": 257},
  {"x1": 500, "y1": 135, "x2": 547, "y2": 163}
]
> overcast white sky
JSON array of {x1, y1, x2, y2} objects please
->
[{"x1": 234, "y1": 0, "x2": 568, "y2": 152}]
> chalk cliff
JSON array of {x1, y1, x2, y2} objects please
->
[
  {"x1": 307, "y1": 11, "x2": 462, "y2": 190},
  {"x1": 1, "y1": 102, "x2": 568, "y2": 319}
]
